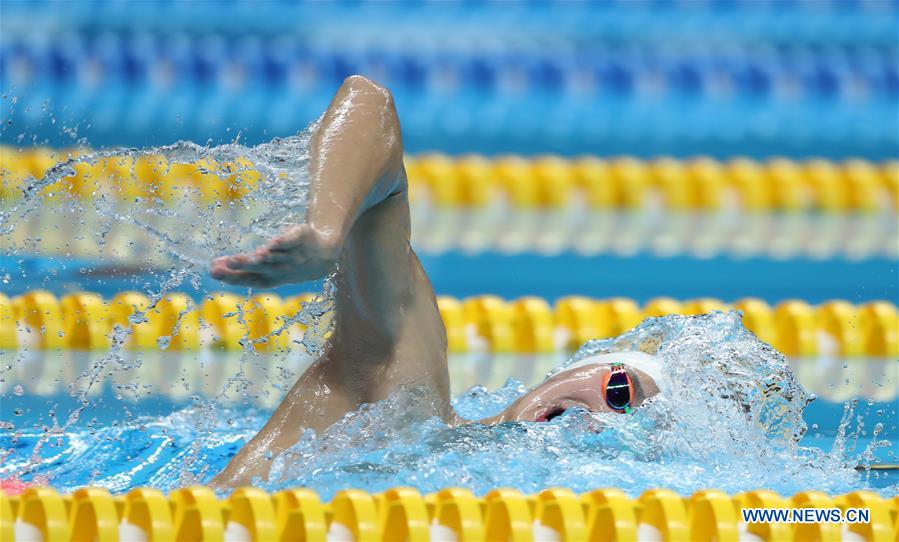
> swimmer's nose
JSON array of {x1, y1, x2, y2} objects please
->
[{"x1": 536, "y1": 407, "x2": 568, "y2": 422}]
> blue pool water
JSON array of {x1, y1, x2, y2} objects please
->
[
  {"x1": 1, "y1": 121, "x2": 896, "y2": 499},
  {"x1": 3, "y1": 1, "x2": 897, "y2": 157},
  {"x1": 1, "y1": 0, "x2": 896, "y2": 516},
  {"x1": 1, "y1": 312, "x2": 896, "y2": 498},
  {"x1": 2, "y1": 252, "x2": 895, "y2": 306}
]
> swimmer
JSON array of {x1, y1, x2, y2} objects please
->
[{"x1": 210, "y1": 76, "x2": 662, "y2": 488}]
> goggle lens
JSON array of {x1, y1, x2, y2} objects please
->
[{"x1": 604, "y1": 367, "x2": 632, "y2": 412}]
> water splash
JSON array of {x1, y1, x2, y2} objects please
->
[
  {"x1": 559, "y1": 310, "x2": 813, "y2": 446},
  {"x1": 1, "y1": 313, "x2": 894, "y2": 496},
  {"x1": 1, "y1": 119, "x2": 337, "y2": 484},
  {"x1": 3, "y1": 118, "x2": 320, "y2": 263},
  {"x1": 1, "y1": 125, "x2": 894, "y2": 497},
  {"x1": 261, "y1": 312, "x2": 891, "y2": 499}
]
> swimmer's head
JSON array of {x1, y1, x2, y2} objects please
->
[{"x1": 492, "y1": 352, "x2": 666, "y2": 423}]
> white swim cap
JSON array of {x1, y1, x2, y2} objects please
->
[{"x1": 563, "y1": 351, "x2": 670, "y2": 394}]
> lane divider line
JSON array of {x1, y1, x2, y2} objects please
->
[
  {"x1": 1, "y1": 486, "x2": 896, "y2": 542},
  {"x1": 1, "y1": 291, "x2": 895, "y2": 356}
]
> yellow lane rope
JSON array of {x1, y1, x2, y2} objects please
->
[
  {"x1": 1, "y1": 147, "x2": 896, "y2": 212},
  {"x1": 1, "y1": 292, "x2": 895, "y2": 356},
  {"x1": 1, "y1": 486, "x2": 896, "y2": 541}
]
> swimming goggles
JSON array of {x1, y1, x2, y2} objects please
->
[
  {"x1": 602, "y1": 363, "x2": 634, "y2": 414},
  {"x1": 561, "y1": 351, "x2": 669, "y2": 413}
]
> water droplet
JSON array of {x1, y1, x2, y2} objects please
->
[
  {"x1": 12, "y1": 385, "x2": 24, "y2": 396},
  {"x1": 157, "y1": 336, "x2": 171, "y2": 350},
  {"x1": 13, "y1": 408, "x2": 23, "y2": 416}
]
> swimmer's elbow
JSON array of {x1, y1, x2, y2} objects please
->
[
  {"x1": 340, "y1": 74, "x2": 403, "y2": 169},
  {"x1": 341, "y1": 75, "x2": 397, "y2": 113},
  {"x1": 341, "y1": 74, "x2": 384, "y2": 92}
]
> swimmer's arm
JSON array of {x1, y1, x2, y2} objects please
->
[
  {"x1": 211, "y1": 76, "x2": 446, "y2": 488},
  {"x1": 306, "y1": 75, "x2": 406, "y2": 245},
  {"x1": 211, "y1": 75, "x2": 405, "y2": 287},
  {"x1": 210, "y1": 352, "x2": 358, "y2": 489}
]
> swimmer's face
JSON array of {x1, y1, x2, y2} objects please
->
[{"x1": 495, "y1": 364, "x2": 661, "y2": 423}]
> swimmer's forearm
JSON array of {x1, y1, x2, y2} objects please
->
[
  {"x1": 306, "y1": 76, "x2": 405, "y2": 244},
  {"x1": 209, "y1": 77, "x2": 407, "y2": 291}
]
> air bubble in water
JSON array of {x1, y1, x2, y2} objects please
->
[{"x1": 13, "y1": 385, "x2": 24, "y2": 396}]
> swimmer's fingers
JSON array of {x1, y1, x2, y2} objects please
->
[
  {"x1": 211, "y1": 253, "x2": 255, "y2": 272},
  {"x1": 210, "y1": 258, "x2": 277, "y2": 287},
  {"x1": 254, "y1": 252, "x2": 294, "y2": 266},
  {"x1": 267, "y1": 224, "x2": 342, "y2": 260},
  {"x1": 210, "y1": 256, "x2": 237, "y2": 278},
  {"x1": 211, "y1": 222, "x2": 339, "y2": 285},
  {"x1": 212, "y1": 268, "x2": 276, "y2": 288},
  {"x1": 252, "y1": 244, "x2": 298, "y2": 265},
  {"x1": 267, "y1": 224, "x2": 315, "y2": 251},
  {"x1": 264, "y1": 239, "x2": 311, "y2": 259},
  {"x1": 238, "y1": 238, "x2": 329, "y2": 270},
  {"x1": 236, "y1": 262, "x2": 300, "y2": 278},
  {"x1": 227, "y1": 250, "x2": 302, "y2": 272},
  {"x1": 215, "y1": 246, "x2": 290, "y2": 271}
]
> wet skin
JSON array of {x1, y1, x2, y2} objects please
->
[{"x1": 210, "y1": 76, "x2": 659, "y2": 488}]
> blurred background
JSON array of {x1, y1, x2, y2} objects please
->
[
  {"x1": 1, "y1": 0, "x2": 897, "y2": 487},
  {"x1": 1, "y1": 0, "x2": 896, "y2": 302}
]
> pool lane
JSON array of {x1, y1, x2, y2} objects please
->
[
  {"x1": 2, "y1": 350, "x2": 895, "y2": 487},
  {"x1": 2, "y1": 253, "x2": 895, "y2": 304}
]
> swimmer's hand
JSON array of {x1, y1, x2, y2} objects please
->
[{"x1": 210, "y1": 224, "x2": 340, "y2": 288}]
